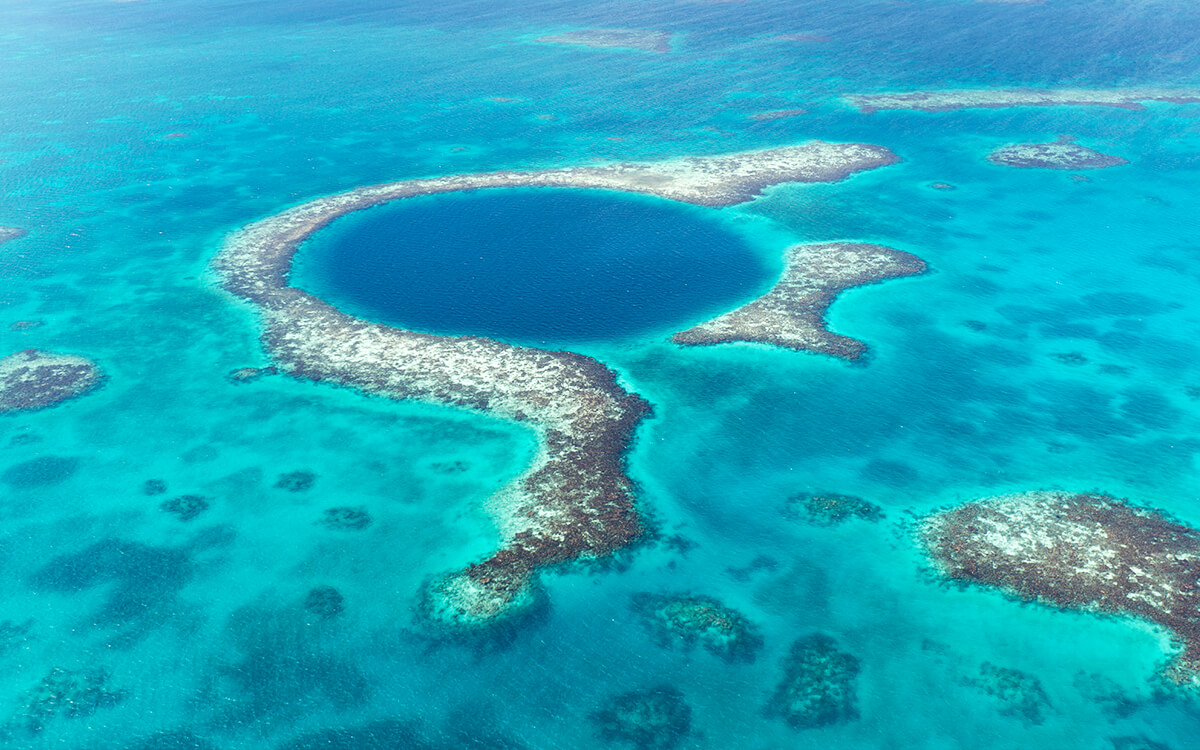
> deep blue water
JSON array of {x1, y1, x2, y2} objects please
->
[
  {"x1": 2, "y1": 0, "x2": 1200, "y2": 748},
  {"x1": 293, "y1": 188, "x2": 774, "y2": 345}
]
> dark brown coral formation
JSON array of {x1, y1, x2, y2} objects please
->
[
  {"x1": 0, "y1": 349, "x2": 103, "y2": 413},
  {"x1": 672, "y1": 242, "x2": 927, "y2": 360},
  {"x1": 921, "y1": 491, "x2": 1200, "y2": 684},
  {"x1": 789, "y1": 492, "x2": 884, "y2": 526},
  {"x1": 988, "y1": 135, "x2": 1128, "y2": 170}
]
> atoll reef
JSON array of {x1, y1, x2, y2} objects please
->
[
  {"x1": 319, "y1": 506, "x2": 372, "y2": 531},
  {"x1": 533, "y1": 29, "x2": 672, "y2": 54},
  {"x1": 966, "y1": 662, "x2": 1052, "y2": 725},
  {"x1": 988, "y1": 135, "x2": 1128, "y2": 170},
  {"x1": 214, "y1": 143, "x2": 898, "y2": 627},
  {"x1": 0, "y1": 349, "x2": 103, "y2": 413},
  {"x1": 766, "y1": 633, "x2": 860, "y2": 729},
  {"x1": 590, "y1": 686, "x2": 692, "y2": 750},
  {"x1": 672, "y1": 242, "x2": 927, "y2": 359},
  {"x1": 632, "y1": 593, "x2": 763, "y2": 662},
  {"x1": 9, "y1": 667, "x2": 127, "y2": 734},
  {"x1": 920, "y1": 491, "x2": 1200, "y2": 685},
  {"x1": 160, "y1": 494, "x2": 211, "y2": 522},
  {"x1": 845, "y1": 87, "x2": 1200, "y2": 113},
  {"x1": 0, "y1": 226, "x2": 27, "y2": 245},
  {"x1": 789, "y1": 492, "x2": 884, "y2": 526}
]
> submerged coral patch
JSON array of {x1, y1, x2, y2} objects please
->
[
  {"x1": 988, "y1": 136, "x2": 1128, "y2": 170},
  {"x1": 0, "y1": 227, "x2": 27, "y2": 245},
  {"x1": 632, "y1": 593, "x2": 763, "y2": 662},
  {"x1": 8, "y1": 667, "x2": 127, "y2": 735},
  {"x1": 160, "y1": 494, "x2": 211, "y2": 522},
  {"x1": 967, "y1": 662, "x2": 1052, "y2": 724},
  {"x1": 789, "y1": 492, "x2": 884, "y2": 526},
  {"x1": 766, "y1": 634, "x2": 860, "y2": 729},
  {"x1": 319, "y1": 506, "x2": 372, "y2": 530},
  {"x1": 2, "y1": 455, "x2": 79, "y2": 487},
  {"x1": 533, "y1": 28, "x2": 672, "y2": 53},
  {"x1": 303, "y1": 585, "x2": 345, "y2": 620},
  {"x1": 275, "y1": 470, "x2": 316, "y2": 492},
  {"x1": 0, "y1": 349, "x2": 103, "y2": 413},
  {"x1": 591, "y1": 686, "x2": 692, "y2": 750}
]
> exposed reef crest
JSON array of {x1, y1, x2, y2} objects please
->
[
  {"x1": 845, "y1": 88, "x2": 1200, "y2": 113},
  {"x1": 920, "y1": 491, "x2": 1200, "y2": 686},
  {"x1": 213, "y1": 143, "x2": 898, "y2": 626},
  {"x1": 672, "y1": 242, "x2": 927, "y2": 359}
]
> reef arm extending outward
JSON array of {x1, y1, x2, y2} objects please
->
[
  {"x1": 213, "y1": 142, "x2": 900, "y2": 627},
  {"x1": 920, "y1": 491, "x2": 1200, "y2": 687},
  {"x1": 844, "y1": 87, "x2": 1200, "y2": 114},
  {"x1": 672, "y1": 242, "x2": 927, "y2": 360}
]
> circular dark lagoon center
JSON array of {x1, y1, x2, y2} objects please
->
[{"x1": 292, "y1": 187, "x2": 774, "y2": 345}]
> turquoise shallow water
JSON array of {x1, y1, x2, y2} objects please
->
[{"x1": 3, "y1": 0, "x2": 1200, "y2": 748}]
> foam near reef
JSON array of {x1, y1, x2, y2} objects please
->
[
  {"x1": 920, "y1": 491, "x2": 1200, "y2": 687},
  {"x1": 213, "y1": 143, "x2": 899, "y2": 627},
  {"x1": 844, "y1": 87, "x2": 1200, "y2": 113},
  {"x1": 672, "y1": 242, "x2": 927, "y2": 359}
]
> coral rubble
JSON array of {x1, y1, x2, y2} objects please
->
[
  {"x1": 988, "y1": 136, "x2": 1128, "y2": 170},
  {"x1": 213, "y1": 143, "x2": 899, "y2": 626},
  {"x1": 672, "y1": 242, "x2": 927, "y2": 359},
  {"x1": 0, "y1": 349, "x2": 103, "y2": 413},
  {"x1": 591, "y1": 686, "x2": 692, "y2": 750},
  {"x1": 633, "y1": 593, "x2": 763, "y2": 662},
  {"x1": 845, "y1": 87, "x2": 1200, "y2": 113},
  {"x1": 766, "y1": 633, "x2": 861, "y2": 729},
  {"x1": 920, "y1": 491, "x2": 1200, "y2": 685}
]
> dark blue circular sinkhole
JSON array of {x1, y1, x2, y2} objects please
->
[{"x1": 293, "y1": 188, "x2": 773, "y2": 345}]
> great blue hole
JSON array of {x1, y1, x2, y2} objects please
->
[{"x1": 292, "y1": 188, "x2": 773, "y2": 345}]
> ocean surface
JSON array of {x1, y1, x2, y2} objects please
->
[{"x1": 2, "y1": 0, "x2": 1200, "y2": 748}]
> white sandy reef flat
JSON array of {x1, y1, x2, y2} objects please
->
[
  {"x1": 844, "y1": 87, "x2": 1200, "y2": 113},
  {"x1": 214, "y1": 142, "x2": 900, "y2": 627}
]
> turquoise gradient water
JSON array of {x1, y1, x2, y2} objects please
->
[{"x1": 2, "y1": 0, "x2": 1200, "y2": 748}]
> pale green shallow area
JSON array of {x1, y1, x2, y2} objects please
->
[{"x1": 2, "y1": 0, "x2": 1200, "y2": 748}]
